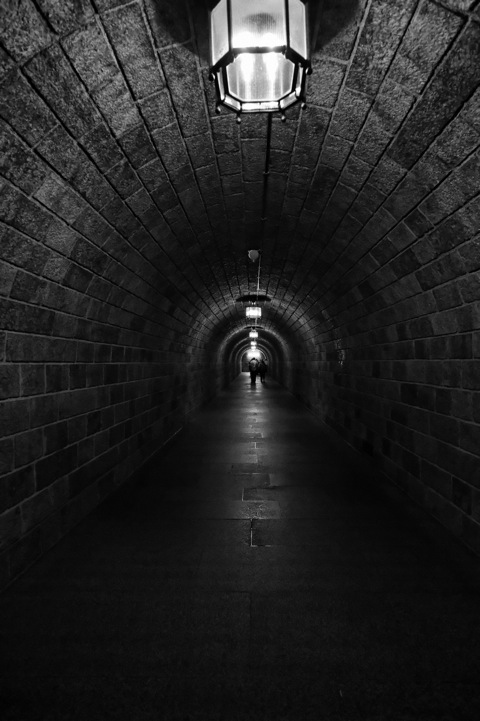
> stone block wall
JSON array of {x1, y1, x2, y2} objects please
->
[
  {"x1": 0, "y1": 1, "x2": 227, "y2": 592},
  {"x1": 0, "y1": 199, "x2": 217, "y2": 590},
  {"x1": 1, "y1": 0, "x2": 480, "y2": 587}
]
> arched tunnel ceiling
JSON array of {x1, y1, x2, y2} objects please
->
[{"x1": 1, "y1": 0, "x2": 480, "y2": 349}]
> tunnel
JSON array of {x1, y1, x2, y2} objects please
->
[{"x1": 1, "y1": 0, "x2": 480, "y2": 716}]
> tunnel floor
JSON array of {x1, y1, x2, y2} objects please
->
[{"x1": 1, "y1": 374, "x2": 480, "y2": 720}]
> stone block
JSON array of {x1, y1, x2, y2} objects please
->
[
  {"x1": 340, "y1": 155, "x2": 371, "y2": 191},
  {"x1": 389, "y1": 2, "x2": 463, "y2": 94},
  {"x1": 137, "y1": 159, "x2": 168, "y2": 192},
  {"x1": 71, "y1": 238, "x2": 109, "y2": 274},
  {"x1": 143, "y1": 0, "x2": 191, "y2": 49},
  {"x1": 160, "y1": 44, "x2": 208, "y2": 137},
  {"x1": 0, "y1": 365, "x2": 20, "y2": 400},
  {"x1": 462, "y1": 360, "x2": 480, "y2": 389},
  {"x1": 37, "y1": 124, "x2": 85, "y2": 179},
  {"x1": 0, "y1": 264, "x2": 18, "y2": 301},
  {"x1": 404, "y1": 208, "x2": 433, "y2": 238},
  {"x1": 0, "y1": 122, "x2": 48, "y2": 194},
  {"x1": 34, "y1": 174, "x2": 86, "y2": 224},
  {"x1": 151, "y1": 182, "x2": 178, "y2": 214},
  {"x1": 63, "y1": 16, "x2": 121, "y2": 92},
  {"x1": 458, "y1": 238, "x2": 480, "y2": 273},
  {"x1": 0, "y1": 227, "x2": 52, "y2": 275},
  {"x1": 44, "y1": 420, "x2": 69, "y2": 455},
  {"x1": 330, "y1": 89, "x2": 372, "y2": 141},
  {"x1": 152, "y1": 123, "x2": 190, "y2": 172},
  {"x1": 126, "y1": 188, "x2": 155, "y2": 218},
  {"x1": 0, "y1": 73, "x2": 57, "y2": 144},
  {"x1": 373, "y1": 79, "x2": 415, "y2": 134},
  {"x1": 0, "y1": 437, "x2": 13, "y2": 476},
  {"x1": 118, "y1": 124, "x2": 157, "y2": 170},
  {"x1": 346, "y1": 0, "x2": 417, "y2": 95},
  {"x1": 353, "y1": 115, "x2": 392, "y2": 165},
  {"x1": 79, "y1": 123, "x2": 124, "y2": 173},
  {"x1": 388, "y1": 22, "x2": 480, "y2": 169},
  {"x1": 139, "y1": 89, "x2": 176, "y2": 132},
  {"x1": 434, "y1": 116, "x2": 480, "y2": 170},
  {"x1": 0, "y1": 71, "x2": 57, "y2": 146},
  {"x1": 185, "y1": 134, "x2": 216, "y2": 170},
  {"x1": 308, "y1": 56, "x2": 345, "y2": 108},
  {"x1": 20, "y1": 365, "x2": 46, "y2": 397},
  {"x1": 383, "y1": 170, "x2": 431, "y2": 220},
  {"x1": 105, "y1": 159, "x2": 141, "y2": 200},
  {"x1": 0, "y1": 46, "x2": 14, "y2": 84},
  {"x1": 73, "y1": 206, "x2": 112, "y2": 245},
  {"x1": 0, "y1": 398, "x2": 30, "y2": 437},
  {"x1": 320, "y1": 134, "x2": 353, "y2": 170},
  {"x1": 14, "y1": 428, "x2": 44, "y2": 468},
  {"x1": 169, "y1": 164, "x2": 197, "y2": 195},
  {"x1": 37, "y1": 0, "x2": 95, "y2": 34},
  {"x1": 0, "y1": 0, "x2": 52, "y2": 63},
  {"x1": 305, "y1": 165, "x2": 339, "y2": 214},
  {"x1": 25, "y1": 44, "x2": 102, "y2": 137},
  {"x1": 368, "y1": 156, "x2": 406, "y2": 194},
  {"x1": 0, "y1": 185, "x2": 54, "y2": 243},
  {"x1": 9, "y1": 271, "x2": 47, "y2": 304},
  {"x1": 93, "y1": 74, "x2": 141, "y2": 138}
]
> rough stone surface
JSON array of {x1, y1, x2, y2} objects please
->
[{"x1": 0, "y1": 0, "x2": 479, "y2": 590}]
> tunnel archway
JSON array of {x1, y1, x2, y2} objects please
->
[{"x1": 1, "y1": 0, "x2": 480, "y2": 589}]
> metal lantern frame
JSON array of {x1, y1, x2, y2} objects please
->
[{"x1": 209, "y1": 0, "x2": 311, "y2": 116}]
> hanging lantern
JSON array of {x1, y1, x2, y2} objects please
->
[
  {"x1": 246, "y1": 305, "x2": 262, "y2": 319},
  {"x1": 249, "y1": 329, "x2": 258, "y2": 339},
  {"x1": 250, "y1": 340, "x2": 257, "y2": 347},
  {"x1": 209, "y1": 0, "x2": 311, "y2": 116}
]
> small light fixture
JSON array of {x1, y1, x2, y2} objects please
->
[
  {"x1": 248, "y1": 249, "x2": 261, "y2": 263},
  {"x1": 209, "y1": 0, "x2": 311, "y2": 117},
  {"x1": 246, "y1": 306, "x2": 261, "y2": 319},
  {"x1": 249, "y1": 329, "x2": 258, "y2": 339},
  {"x1": 250, "y1": 340, "x2": 257, "y2": 348}
]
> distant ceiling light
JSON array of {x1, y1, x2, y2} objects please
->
[
  {"x1": 246, "y1": 306, "x2": 262, "y2": 319},
  {"x1": 250, "y1": 340, "x2": 257, "y2": 347},
  {"x1": 209, "y1": 0, "x2": 311, "y2": 117},
  {"x1": 248, "y1": 249, "x2": 261, "y2": 262},
  {"x1": 249, "y1": 329, "x2": 258, "y2": 338}
]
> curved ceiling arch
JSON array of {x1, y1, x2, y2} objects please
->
[{"x1": 0, "y1": 1, "x2": 477, "y2": 382}]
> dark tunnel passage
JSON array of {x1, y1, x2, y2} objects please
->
[{"x1": 1, "y1": 0, "x2": 480, "y2": 596}]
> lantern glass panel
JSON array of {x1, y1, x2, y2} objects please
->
[
  {"x1": 227, "y1": 52, "x2": 293, "y2": 103},
  {"x1": 246, "y1": 306, "x2": 261, "y2": 318},
  {"x1": 211, "y1": 0, "x2": 229, "y2": 66},
  {"x1": 288, "y1": 0, "x2": 307, "y2": 58},
  {"x1": 249, "y1": 330, "x2": 258, "y2": 338},
  {"x1": 230, "y1": 0, "x2": 286, "y2": 50}
]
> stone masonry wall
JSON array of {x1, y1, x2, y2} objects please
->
[
  {"x1": 0, "y1": 1, "x2": 224, "y2": 591},
  {"x1": 2, "y1": 0, "x2": 480, "y2": 587}
]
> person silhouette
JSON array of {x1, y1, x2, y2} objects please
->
[
  {"x1": 258, "y1": 359, "x2": 267, "y2": 383},
  {"x1": 248, "y1": 357, "x2": 259, "y2": 384}
]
